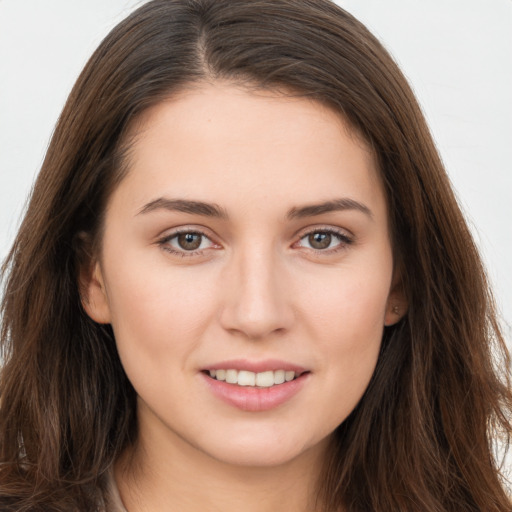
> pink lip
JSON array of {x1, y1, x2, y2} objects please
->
[
  {"x1": 200, "y1": 360, "x2": 310, "y2": 412},
  {"x1": 202, "y1": 358, "x2": 308, "y2": 374}
]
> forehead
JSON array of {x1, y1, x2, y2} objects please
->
[
  {"x1": 129, "y1": 82, "x2": 370, "y2": 158},
  {"x1": 112, "y1": 82, "x2": 385, "y2": 220}
]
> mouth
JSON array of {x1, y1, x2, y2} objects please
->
[
  {"x1": 200, "y1": 360, "x2": 310, "y2": 411},
  {"x1": 203, "y1": 369, "x2": 305, "y2": 388}
]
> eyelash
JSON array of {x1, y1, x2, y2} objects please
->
[
  {"x1": 157, "y1": 227, "x2": 353, "y2": 258},
  {"x1": 294, "y1": 228, "x2": 353, "y2": 254},
  {"x1": 158, "y1": 228, "x2": 215, "y2": 258}
]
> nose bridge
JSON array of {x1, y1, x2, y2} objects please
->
[{"x1": 220, "y1": 239, "x2": 292, "y2": 339}]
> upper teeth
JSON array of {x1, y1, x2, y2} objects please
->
[{"x1": 209, "y1": 369, "x2": 296, "y2": 387}]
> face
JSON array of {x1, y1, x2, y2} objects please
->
[{"x1": 83, "y1": 82, "x2": 405, "y2": 469}]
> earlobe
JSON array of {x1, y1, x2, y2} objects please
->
[
  {"x1": 384, "y1": 300, "x2": 408, "y2": 326},
  {"x1": 79, "y1": 261, "x2": 112, "y2": 324},
  {"x1": 384, "y1": 269, "x2": 408, "y2": 326}
]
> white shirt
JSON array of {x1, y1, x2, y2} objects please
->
[{"x1": 103, "y1": 469, "x2": 128, "y2": 512}]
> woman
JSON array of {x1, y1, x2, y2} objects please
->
[{"x1": 1, "y1": 0, "x2": 510, "y2": 510}]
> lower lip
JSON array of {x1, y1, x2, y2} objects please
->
[{"x1": 201, "y1": 372, "x2": 309, "y2": 412}]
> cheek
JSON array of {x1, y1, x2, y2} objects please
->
[
  {"x1": 298, "y1": 260, "x2": 391, "y2": 417},
  {"x1": 303, "y1": 260, "x2": 392, "y2": 344},
  {"x1": 102, "y1": 254, "x2": 218, "y2": 370},
  {"x1": 311, "y1": 279, "x2": 386, "y2": 376}
]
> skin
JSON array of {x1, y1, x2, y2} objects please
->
[{"x1": 83, "y1": 82, "x2": 406, "y2": 512}]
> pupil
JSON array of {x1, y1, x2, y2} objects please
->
[
  {"x1": 309, "y1": 232, "x2": 331, "y2": 249},
  {"x1": 178, "y1": 233, "x2": 201, "y2": 250}
]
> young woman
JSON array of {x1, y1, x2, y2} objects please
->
[{"x1": 1, "y1": 1, "x2": 510, "y2": 510}]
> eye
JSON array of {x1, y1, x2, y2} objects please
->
[
  {"x1": 296, "y1": 229, "x2": 352, "y2": 252},
  {"x1": 159, "y1": 230, "x2": 217, "y2": 256},
  {"x1": 174, "y1": 232, "x2": 204, "y2": 251}
]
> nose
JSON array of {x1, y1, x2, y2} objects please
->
[{"x1": 219, "y1": 245, "x2": 294, "y2": 340}]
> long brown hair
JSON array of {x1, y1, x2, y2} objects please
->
[{"x1": 1, "y1": 1, "x2": 510, "y2": 510}]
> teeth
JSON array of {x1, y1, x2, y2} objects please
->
[
  {"x1": 274, "y1": 369, "x2": 285, "y2": 384},
  {"x1": 256, "y1": 370, "x2": 274, "y2": 387},
  {"x1": 225, "y1": 369, "x2": 237, "y2": 384},
  {"x1": 237, "y1": 370, "x2": 256, "y2": 386},
  {"x1": 208, "y1": 369, "x2": 298, "y2": 387}
]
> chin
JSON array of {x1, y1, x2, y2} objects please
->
[{"x1": 197, "y1": 430, "x2": 332, "y2": 469}]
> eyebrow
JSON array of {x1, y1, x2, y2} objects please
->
[
  {"x1": 286, "y1": 198, "x2": 373, "y2": 220},
  {"x1": 138, "y1": 198, "x2": 228, "y2": 218},
  {"x1": 137, "y1": 197, "x2": 372, "y2": 220}
]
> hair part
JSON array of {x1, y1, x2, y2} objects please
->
[{"x1": 1, "y1": 1, "x2": 511, "y2": 510}]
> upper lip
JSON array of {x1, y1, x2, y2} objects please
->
[{"x1": 202, "y1": 359, "x2": 308, "y2": 374}]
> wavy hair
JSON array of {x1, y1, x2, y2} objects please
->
[{"x1": 1, "y1": 1, "x2": 511, "y2": 510}]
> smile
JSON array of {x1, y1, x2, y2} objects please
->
[
  {"x1": 201, "y1": 363, "x2": 310, "y2": 411},
  {"x1": 207, "y1": 369, "x2": 298, "y2": 387}
]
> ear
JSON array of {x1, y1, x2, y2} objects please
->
[
  {"x1": 79, "y1": 260, "x2": 112, "y2": 324},
  {"x1": 384, "y1": 268, "x2": 408, "y2": 327}
]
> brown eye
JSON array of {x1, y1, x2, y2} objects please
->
[
  {"x1": 160, "y1": 230, "x2": 217, "y2": 257},
  {"x1": 296, "y1": 229, "x2": 352, "y2": 253},
  {"x1": 177, "y1": 233, "x2": 203, "y2": 250},
  {"x1": 308, "y1": 232, "x2": 332, "y2": 249}
]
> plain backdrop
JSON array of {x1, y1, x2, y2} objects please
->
[
  {"x1": 0, "y1": 0, "x2": 511, "y2": 483},
  {"x1": 0, "y1": 0, "x2": 511, "y2": 344}
]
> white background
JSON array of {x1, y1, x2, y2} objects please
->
[
  {"x1": 0, "y1": 0, "x2": 511, "y2": 344},
  {"x1": 0, "y1": 0, "x2": 511, "y2": 482}
]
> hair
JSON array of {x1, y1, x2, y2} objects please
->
[{"x1": 1, "y1": 0, "x2": 511, "y2": 510}]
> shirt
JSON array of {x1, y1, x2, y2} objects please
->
[{"x1": 103, "y1": 469, "x2": 128, "y2": 512}]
